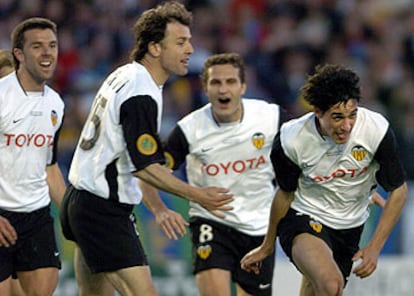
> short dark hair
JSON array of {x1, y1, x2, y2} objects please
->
[
  {"x1": 11, "y1": 17, "x2": 57, "y2": 69},
  {"x1": 201, "y1": 52, "x2": 246, "y2": 87},
  {"x1": 300, "y1": 64, "x2": 361, "y2": 113},
  {"x1": 0, "y1": 49, "x2": 13, "y2": 69},
  {"x1": 129, "y1": 1, "x2": 192, "y2": 62}
]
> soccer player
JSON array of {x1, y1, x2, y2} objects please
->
[
  {"x1": 60, "y1": 2, "x2": 233, "y2": 296},
  {"x1": 154, "y1": 52, "x2": 289, "y2": 295},
  {"x1": 241, "y1": 64, "x2": 407, "y2": 296},
  {"x1": 0, "y1": 18, "x2": 67, "y2": 296},
  {"x1": 0, "y1": 50, "x2": 26, "y2": 296}
]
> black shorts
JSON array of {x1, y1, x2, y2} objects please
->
[
  {"x1": 189, "y1": 217, "x2": 274, "y2": 296},
  {"x1": 278, "y1": 208, "x2": 364, "y2": 284},
  {"x1": 0, "y1": 205, "x2": 61, "y2": 281},
  {"x1": 60, "y1": 185, "x2": 148, "y2": 273}
]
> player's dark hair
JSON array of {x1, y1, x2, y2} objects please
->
[
  {"x1": 201, "y1": 52, "x2": 246, "y2": 87},
  {"x1": 11, "y1": 17, "x2": 57, "y2": 70},
  {"x1": 300, "y1": 64, "x2": 361, "y2": 113},
  {"x1": 0, "y1": 49, "x2": 13, "y2": 70},
  {"x1": 130, "y1": 1, "x2": 192, "y2": 62}
]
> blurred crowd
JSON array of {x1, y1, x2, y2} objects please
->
[{"x1": 1, "y1": 0, "x2": 413, "y2": 178}]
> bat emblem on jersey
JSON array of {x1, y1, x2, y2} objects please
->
[
  {"x1": 252, "y1": 132, "x2": 265, "y2": 149},
  {"x1": 309, "y1": 220, "x2": 322, "y2": 233},
  {"x1": 51, "y1": 110, "x2": 58, "y2": 126},
  {"x1": 351, "y1": 145, "x2": 367, "y2": 161},
  {"x1": 197, "y1": 244, "x2": 212, "y2": 260}
]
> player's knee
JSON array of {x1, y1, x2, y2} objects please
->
[
  {"x1": 25, "y1": 286, "x2": 56, "y2": 296},
  {"x1": 317, "y1": 275, "x2": 344, "y2": 296}
]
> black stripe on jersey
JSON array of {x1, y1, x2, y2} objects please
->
[
  {"x1": 279, "y1": 107, "x2": 293, "y2": 128},
  {"x1": 374, "y1": 127, "x2": 406, "y2": 191},
  {"x1": 120, "y1": 95, "x2": 165, "y2": 171},
  {"x1": 163, "y1": 125, "x2": 189, "y2": 171},
  {"x1": 105, "y1": 159, "x2": 119, "y2": 202},
  {"x1": 51, "y1": 115, "x2": 64, "y2": 165},
  {"x1": 271, "y1": 132, "x2": 301, "y2": 192}
]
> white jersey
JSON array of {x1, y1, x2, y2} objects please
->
[
  {"x1": 280, "y1": 107, "x2": 390, "y2": 229},
  {"x1": 69, "y1": 62, "x2": 165, "y2": 204},
  {"x1": 0, "y1": 73, "x2": 64, "y2": 212},
  {"x1": 165, "y1": 99, "x2": 283, "y2": 235}
]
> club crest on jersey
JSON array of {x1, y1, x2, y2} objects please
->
[
  {"x1": 309, "y1": 220, "x2": 322, "y2": 233},
  {"x1": 252, "y1": 132, "x2": 265, "y2": 149},
  {"x1": 351, "y1": 145, "x2": 367, "y2": 161},
  {"x1": 163, "y1": 151, "x2": 174, "y2": 169},
  {"x1": 51, "y1": 110, "x2": 58, "y2": 126},
  {"x1": 197, "y1": 245, "x2": 212, "y2": 260},
  {"x1": 136, "y1": 134, "x2": 157, "y2": 155}
]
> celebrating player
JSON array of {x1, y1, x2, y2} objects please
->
[
  {"x1": 60, "y1": 2, "x2": 233, "y2": 296},
  {"x1": 241, "y1": 64, "x2": 407, "y2": 296},
  {"x1": 0, "y1": 18, "x2": 66, "y2": 296}
]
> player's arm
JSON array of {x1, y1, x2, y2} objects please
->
[
  {"x1": 46, "y1": 162, "x2": 66, "y2": 208},
  {"x1": 138, "y1": 123, "x2": 192, "y2": 239},
  {"x1": 241, "y1": 132, "x2": 301, "y2": 273},
  {"x1": 369, "y1": 192, "x2": 386, "y2": 208},
  {"x1": 46, "y1": 123, "x2": 66, "y2": 208},
  {"x1": 121, "y1": 96, "x2": 233, "y2": 217},
  {"x1": 241, "y1": 188, "x2": 294, "y2": 274},
  {"x1": 139, "y1": 180, "x2": 188, "y2": 240},
  {"x1": 353, "y1": 127, "x2": 407, "y2": 278},
  {"x1": 135, "y1": 164, "x2": 233, "y2": 217}
]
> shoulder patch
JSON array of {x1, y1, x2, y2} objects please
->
[
  {"x1": 136, "y1": 134, "x2": 157, "y2": 155},
  {"x1": 164, "y1": 151, "x2": 174, "y2": 169}
]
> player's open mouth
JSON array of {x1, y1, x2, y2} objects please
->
[
  {"x1": 336, "y1": 132, "x2": 348, "y2": 140},
  {"x1": 218, "y1": 98, "x2": 230, "y2": 104}
]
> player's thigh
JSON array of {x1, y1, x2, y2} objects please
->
[
  {"x1": 104, "y1": 265, "x2": 157, "y2": 296},
  {"x1": 235, "y1": 283, "x2": 253, "y2": 296},
  {"x1": 10, "y1": 279, "x2": 25, "y2": 296},
  {"x1": 66, "y1": 190, "x2": 144, "y2": 273},
  {"x1": 74, "y1": 246, "x2": 115, "y2": 296},
  {"x1": 0, "y1": 276, "x2": 13, "y2": 296},
  {"x1": 17, "y1": 267, "x2": 58, "y2": 296},
  {"x1": 195, "y1": 268, "x2": 231, "y2": 296},
  {"x1": 292, "y1": 233, "x2": 343, "y2": 287}
]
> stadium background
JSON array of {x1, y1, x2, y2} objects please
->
[{"x1": 1, "y1": 0, "x2": 414, "y2": 295}]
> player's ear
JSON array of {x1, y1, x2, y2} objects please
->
[
  {"x1": 148, "y1": 41, "x2": 161, "y2": 58},
  {"x1": 13, "y1": 48, "x2": 24, "y2": 64},
  {"x1": 240, "y1": 82, "x2": 247, "y2": 95},
  {"x1": 314, "y1": 107, "x2": 323, "y2": 119}
]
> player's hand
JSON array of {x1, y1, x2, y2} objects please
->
[
  {"x1": 240, "y1": 246, "x2": 270, "y2": 275},
  {"x1": 196, "y1": 187, "x2": 234, "y2": 219},
  {"x1": 370, "y1": 192, "x2": 386, "y2": 208},
  {"x1": 155, "y1": 209, "x2": 189, "y2": 240},
  {"x1": 0, "y1": 215, "x2": 17, "y2": 247},
  {"x1": 351, "y1": 247, "x2": 380, "y2": 278}
]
